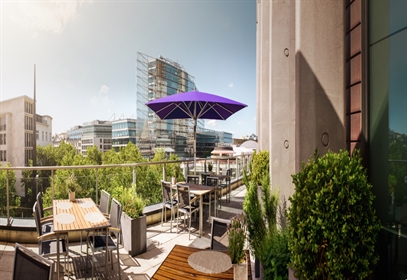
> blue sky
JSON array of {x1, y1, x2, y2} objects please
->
[{"x1": 1, "y1": 0, "x2": 256, "y2": 138}]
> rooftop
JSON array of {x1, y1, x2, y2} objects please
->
[{"x1": 0, "y1": 185, "x2": 257, "y2": 280}]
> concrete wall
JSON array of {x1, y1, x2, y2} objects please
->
[{"x1": 257, "y1": 0, "x2": 346, "y2": 200}]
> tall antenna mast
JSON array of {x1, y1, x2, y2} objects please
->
[{"x1": 33, "y1": 65, "x2": 37, "y2": 167}]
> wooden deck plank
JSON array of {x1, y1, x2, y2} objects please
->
[{"x1": 151, "y1": 244, "x2": 251, "y2": 280}]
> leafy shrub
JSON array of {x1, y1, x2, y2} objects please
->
[
  {"x1": 112, "y1": 184, "x2": 146, "y2": 219},
  {"x1": 288, "y1": 149, "x2": 381, "y2": 279},
  {"x1": 262, "y1": 228, "x2": 291, "y2": 280}
]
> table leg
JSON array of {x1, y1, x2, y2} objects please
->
[
  {"x1": 105, "y1": 228, "x2": 109, "y2": 278},
  {"x1": 215, "y1": 189, "x2": 218, "y2": 217},
  {"x1": 56, "y1": 232, "x2": 60, "y2": 280},
  {"x1": 199, "y1": 195, "x2": 203, "y2": 237}
]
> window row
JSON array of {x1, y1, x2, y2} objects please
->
[
  {"x1": 0, "y1": 134, "x2": 6, "y2": 145},
  {"x1": 0, "y1": 150, "x2": 6, "y2": 162},
  {"x1": 25, "y1": 116, "x2": 33, "y2": 131},
  {"x1": 25, "y1": 149, "x2": 33, "y2": 166},
  {"x1": 24, "y1": 101, "x2": 33, "y2": 114},
  {"x1": 25, "y1": 133, "x2": 33, "y2": 147}
]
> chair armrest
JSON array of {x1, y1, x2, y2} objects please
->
[
  {"x1": 40, "y1": 216, "x2": 54, "y2": 223},
  {"x1": 108, "y1": 227, "x2": 121, "y2": 234},
  {"x1": 190, "y1": 196, "x2": 199, "y2": 204},
  {"x1": 38, "y1": 231, "x2": 68, "y2": 241},
  {"x1": 43, "y1": 206, "x2": 53, "y2": 212}
]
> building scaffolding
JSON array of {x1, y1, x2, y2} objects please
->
[
  {"x1": 136, "y1": 52, "x2": 233, "y2": 159},
  {"x1": 136, "y1": 52, "x2": 202, "y2": 158}
]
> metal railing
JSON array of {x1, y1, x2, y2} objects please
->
[{"x1": 0, "y1": 154, "x2": 252, "y2": 226}]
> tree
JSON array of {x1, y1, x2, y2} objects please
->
[{"x1": 0, "y1": 164, "x2": 20, "y2": 216}]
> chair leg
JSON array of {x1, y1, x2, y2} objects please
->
[
  {"x1": 170, "y1": 207, "x2": 173, "y2": 232},
  {"x1": 117, "y1": 244, "x2": 121, "y2": 280},
  {"x1": 188, "y1": 213, "x2": 191, "y2": 240},
  {"x1": 161, "y1": 206, "x2": 164, "y2": 226}
]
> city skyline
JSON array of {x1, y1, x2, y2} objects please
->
[{"x1": 1, "y1": 0, "x2": 256, "y2": 138}]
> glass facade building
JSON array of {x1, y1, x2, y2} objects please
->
[
  {"x1": 257, "y1": 0, "x2": 407, "y2": 278},
  {"x1": 136, "y1": 52, "x2": 232, "y2": 159},
  {"x1": 369, "y1": 1, "x2": 407, "y2": 277},
  {"x1": 112, "y1": 119, "x2": 137, "y2": 151}
]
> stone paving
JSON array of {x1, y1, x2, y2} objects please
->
[{"x1": 0, "y1": 185, "x2": 253, "y2": 280}]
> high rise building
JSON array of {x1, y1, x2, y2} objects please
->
[
  {"x1": 257, "y1": 0, "x2": 406, "y2": 276},
  {"x1": 136, "y1": 52, "x2": 203, "y2": 158}
]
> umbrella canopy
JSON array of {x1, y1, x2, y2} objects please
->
[{"x1": 146, "y1": 90, "x2": 247, "y2": 173}]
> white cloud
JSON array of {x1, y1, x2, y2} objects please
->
[
  {"x1": 9, "y1": 1, "x2": 84, "y2": 38},
  {"x1": 228, "y1": 82, "x2": 234, "y2": 88},
  {"x1": 91, "y1": 85, "x2": 115, "y2": 109},
  {"x1": 206, "y1": 120, "x2": 218, "y2": 127}
]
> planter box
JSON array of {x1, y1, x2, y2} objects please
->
[
  {"x1": 121, "y1": 213, "x2": 146, "y2": 256},
  {"x1": 289, "y1": 267, "x2": 299, "y2": 280}
]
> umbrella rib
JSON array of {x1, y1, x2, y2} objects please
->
[{"x1": 197, "y1": 102, "x2": 234, "y2": 120}]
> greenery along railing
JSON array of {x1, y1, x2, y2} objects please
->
[{"x1": 0, "y1": 143, "x2": 252, "y2": 226}]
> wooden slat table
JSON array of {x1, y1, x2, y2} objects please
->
[
  {"x1": 53, "y1": 198, "x2": 111, "y2": 279},
  {"x1": 151, "y1": 244, "x2": 251, "y2": 279},
  {"x1": 176, "y1": 183, "x2": 217, "y2": 237}
]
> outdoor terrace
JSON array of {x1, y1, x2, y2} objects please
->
[{"x1": 0, "y1": 184, "x2": 255, "y2": 280}]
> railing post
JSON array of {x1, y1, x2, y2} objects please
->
[
  {"x1": 133, "y1": 168, "x2": 136, "y2": 185},
  {"x1": 51, "y1": 170, "x2": 54, "y2": 201},
  {"x1": 163, "y1": 164, "x2": 166, "y2": 181},
  {"x1": 236, "y1": 157, "x2": 240, "y2": 179},
  {"x1": 95, "y1": 170, "x2": 99, "y2": 205},
  {"x1": 6, "y1": 170, "x2": 10, "y2": 226}
]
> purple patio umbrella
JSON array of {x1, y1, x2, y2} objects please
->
[{"x1": 145, "y1": 90, "x2": 247, "y2": 173}]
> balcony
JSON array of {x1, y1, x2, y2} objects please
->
[{"x1": 0, "y1": 156, "x2": 253, "y2": 279}]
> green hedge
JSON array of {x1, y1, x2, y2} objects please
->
[{"x1": 288, "y1": 150, "x2": 381, "y2": 279}]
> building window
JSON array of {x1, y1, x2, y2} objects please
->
[
  {"x1": 36, "y1": 130, "x2": 39, "y2": 140},
  {"x1": 42, "y1": 131, "x2": 44, "y2": 141}
]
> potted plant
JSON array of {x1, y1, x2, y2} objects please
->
[
  {"x1": 116, "y1": 184, "x2": 147, "y2": 256},
  {"x1": 288, "y1": 149, "x2": 381, "y2": 279},
  {"x1": 228, "y1": 213, "x2": 248, "y2": 280},
  {"x1": 243, "y1": 150, "x2": 277, "y2": 278},
  {"x1": 64, "y1": 173, "x2": 81, "y2": 202}
]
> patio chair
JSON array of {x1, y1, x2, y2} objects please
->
[
  {"x1": 206, "y1": 177, "x2": 221, "y2": 214},
  {"x1": 87, "y1": 198, "x2": 122, "y2": 280},
  {"x1": 176, "y1": 183, "x2": 200, "y2": 239},
  {"x1": 33, "y1": 202, "x2": 71, "y2": 278},
  {"x1": 210, "y1": 217, "x2": 231, "y2": 251},
  {"x1": 36, "y1": 192, "x2": 53, "y2": 223},
  {"x1": 13, "y1": 243, "x2": 54, "y2": 280},
  {"x1": 98, "y1": 189, "x2": 111, "y2": 216},
  {"x1": 201, "y1": 172, "x2": 210, "y2": 185},
  {"x1": 80, "y1": 189, "x2": 112, "y2": 253},
  {"x1": 186, "y1": 175, "x2": 200, "y2": 184},
  {"x1": 32, "y1": 201, "x2": 53, "y2": 235},
  {"x1": 220, "y1": 169, "x2": 232, "y2": 203},
  {"x1": 161, "y1": 180, "x2": 179, "y2": 232}
]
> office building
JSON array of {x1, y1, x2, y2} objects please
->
[
  {"x1": 0, "y1": 95, "x2": 52, "y2": 167},
  {"x1": 112, "y1": 118, "x2": 137, "y2": 151},
  {"x1": 81, "y1": 120, "x2": 112, "y2": 156},
  {"x1": 66, "y1": 126, "x2": 82, "y2": 154},
  {"x1": 136, "y1": 52, "x2": 205, "y2": 158},
  {"x1": 257, "y1": 0, "x2": 406, "y2": 277}
]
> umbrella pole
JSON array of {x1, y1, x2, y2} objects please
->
[{"x1": 193, "y1": 118, "x2": 197, "y2": 175}]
